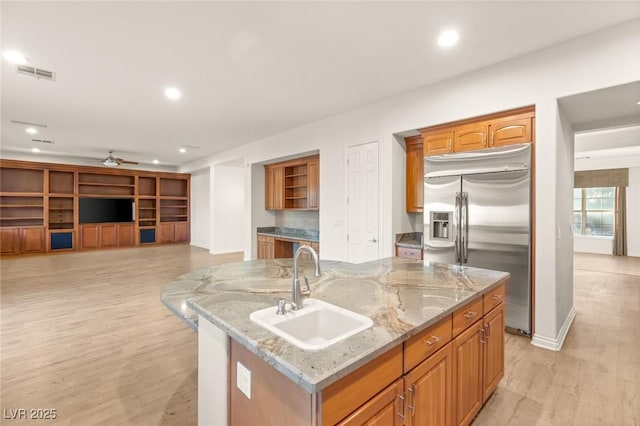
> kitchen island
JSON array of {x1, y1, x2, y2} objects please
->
[{"x1": 162, "y1": 257, "x2": 509, "y2": 426}]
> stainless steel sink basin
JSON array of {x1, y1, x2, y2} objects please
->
[{"x1": 249, "y1": 298, "x2": 373, "y2": 350}]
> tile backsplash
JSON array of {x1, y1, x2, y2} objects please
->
[{"x1": 275, "y1": 210, "x2": 319, "y2": 230}]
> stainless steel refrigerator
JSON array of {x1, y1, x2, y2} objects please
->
[{"x1": 423, "y1": 143, "x2": 531, "y2": 335}]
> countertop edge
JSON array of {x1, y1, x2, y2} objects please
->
[{"x1": 257, "y1": 231, "x2": 320, "y2": 243}]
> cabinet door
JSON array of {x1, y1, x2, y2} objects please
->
[
  {"x1": 20, "y1": 227, "x2": 45, "y2": 253},
  {"x1": 118, "y1": 224, "x2": 135, "y2": 247},
  {"x1": 265, "y1": 166, "x2": 284, "y2": 210},
  {"x1": 0, "y1": 227, "x2": 20, "y2": 255},
  {"x1": 422, "y1": 131, "x2": 453, "y2": 156},
  {"x1": 173, "y1": 222, "x2": 189, "y2": 243},
  {"x1": 404, "y1": 342, "x2": 452, "y2": 426},
  {"x1": 405, "y1": 137, "x2": 423, "y2": 213},
  {"x1": 337, "y1": 379, "x2": 404, "y2": 426},
  {"x1": 158, "y1": 223, "x2": 175, "y2": 244},
  {"x1": 266, "y1": 241, "x2": 275, "y2": 259},
  {"x1": 100, "y1": 224, "x2": 118, "y2": 248},
  {"x1": 454, "y1": 123, "x2": 488, "y2": 152},
  {"x1": 489, "y1": 115, "x2": 532, "y2": 147},
  {"x1": 482, "y1": 303, "x2": 505, "y2": 403},
  {"x1": 80, "y1": 225, "x2": 100, "y2": 249},
  {"x1": 308, "y1": 159, "x2": 319, "y2": 209},
  {"x1": 452, "y1": 322, "x2": 483, "y2": 426}
]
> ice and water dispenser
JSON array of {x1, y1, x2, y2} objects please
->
[{"x1": 430, "y1": 211, "x2": 453, "y2": 241}]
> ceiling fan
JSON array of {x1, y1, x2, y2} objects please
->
[{"x1": 101, "y1": 150, "x2": 138, "y2": 167}]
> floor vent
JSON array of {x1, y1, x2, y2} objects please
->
[
  {"x1": 32, "y1": 139, "x2": 55, "y2": 144},
  {"x1": 17, "y1": 65, "x2": 56, "y2": 81}
]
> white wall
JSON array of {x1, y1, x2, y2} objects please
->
[
  {"x1": 210, "y1": 165, "x2": 245, "y2": 254},
  {"x1": 574, "y1": 235, "x2": 613, "y2": 254},
  {"x1": 190, "y1": 168, "x2": 210, "y2": 249},
  {"x1": 181, "y1": 20, "x2": 640, "y2": 346},
  {"x1": 628, "y1": 167, "x2": 640, "y2": 257}
]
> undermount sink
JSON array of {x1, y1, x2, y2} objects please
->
[{"x1": 249, "y1": 298, "x2": 373, "y2": 351}]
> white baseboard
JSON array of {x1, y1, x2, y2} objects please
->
[{"x1": 531, "y1": 307, "x2": 576, "y2": 351}]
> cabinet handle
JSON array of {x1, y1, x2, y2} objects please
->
[
  {"x1": 486, "y1": 323, "x2": 490, "y2": 338},
  {"x1": 490, "y1": 131, "x2": 495, "y2": 146},
  {"x1": 491, "y1": 294, "x2": 503, "y2": 300},
  {"x1": 396, "y1": 394, "x2": 405, "y2": 419},
  {"x1": 423, "y1": 335, "x2": 441, "y2": 346},
  {"x1": 483, "y1": 133, "x2": 487, "y2": 146},
  {"x1": 448, "y1": 141, "x2": 452, "y2": 150},
  {"x1": 407, "y1": 385, "x2": 415, "y2": 416},
  {"x1": 463, "y1": 311, "x2": 477, "y2": 319},
  {"x1": 480, "y1": 326, "x2": 486, "y2": 344}
]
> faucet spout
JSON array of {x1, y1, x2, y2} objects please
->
[{"x1": 291, "y1": 245, "x2": 321, "y2": 309}]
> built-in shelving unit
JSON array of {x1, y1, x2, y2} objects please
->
[
  {"x1": 0, "y1": 159, "x2": 190, "y2": 255},
  {"x1": 265, "y1": 154, "x2": 319, "y2": 211}
]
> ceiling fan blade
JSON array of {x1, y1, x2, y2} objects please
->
[{"x1": 118, "y1": 159, "x2": 139, "y2": 165}]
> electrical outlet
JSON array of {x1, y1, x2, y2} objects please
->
[{"x1": 236, "y1": 361, "x2": 251, "y2": 399}]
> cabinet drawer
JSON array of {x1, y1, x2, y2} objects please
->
[
  {"x1": 484, "y1": 282, "x2": 506, "y2": 315},
  {"x1": 257, "y1": 235, "x2": 274, "y2": 243},
  {"x1": 452, "y1": 297, "x2": 483, "y2": 337},
  {"x1": 321, "y1": 345, "x2": 402, "y2": 426},
  {"x1": 404, "y1": 315, "x2": 452, "y2": 373},
  {"x1": 396, "y1": 246, "x2": 422, "y2": 260}
]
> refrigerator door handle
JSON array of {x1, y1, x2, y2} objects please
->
[
  {"x1": 462, "y1": 192, "x2": 469, "y2": 264},
  {"x1": 455, "y1": 192, "x2": 461, "y2": 264}
]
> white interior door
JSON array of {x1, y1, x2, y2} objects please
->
[{"x1": 347, "y1": 141, "x2": 379, "y2": 263}]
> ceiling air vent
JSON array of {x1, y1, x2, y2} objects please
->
[
  {"x1": 17, "y1": 65, "x2": 56, "y2": 81},
  {"x1": 32, "y1": 139, "x2": 55, "y2": 144}
]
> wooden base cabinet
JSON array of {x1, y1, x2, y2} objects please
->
[
  {"x1": 257, "y1": 235, "x2": 275, "y2": 259},
  {"x1": 452, "y1": 302, "x2": 505, "y2": 426},
  {"x1": 158, "y1": 222, "x2": 189, "y2": 244},
  {"x1": 0, "y1": 226, "x2": 45, "y2": 255},
  {"x1": 79, "y1": 223, "x2": 139, "y2": 250},
  {"x1": 404, "y1": 343, "x2": 453, "y2": 426},
  {"x1": 337, "y1": 379, "x2": 404, "y2": 426}
]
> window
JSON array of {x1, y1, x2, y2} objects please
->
[{"x1": 573, "y1": 187, "x2": 615, "y2": 236}]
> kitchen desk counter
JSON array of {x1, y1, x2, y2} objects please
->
[{"x1": 161, "y1": 257, "x2": 508, "y2": 393}]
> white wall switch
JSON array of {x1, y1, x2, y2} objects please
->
[{"x1": 236, "y1": 361, "x2": 251, "y2": 399}]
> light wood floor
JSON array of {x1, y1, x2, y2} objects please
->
[
  {"x1": 1, "y1": 245, "x2": 242, "y2": 426},
  {"x1": 475, "y1": 253, "x2": 640, "y2": 426},
  {"x1": 1, "y1": 249, "x2": 638, "y2": 425}
]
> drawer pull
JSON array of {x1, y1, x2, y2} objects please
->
[
  {"x1": 396, "y1": 394, "x2": 405, "y2": 419},
  {"x1": 463, "y1": 311, "x2": 477, "y2": 319},
  {"x1": 423, "y1": 335, "x2": 441, "y2": 346},
  {"x1": 407, "y1": 385, "x2": 415, "y2": 416},
  {"x1": 491, "y1": 294, "x2": 503, "y2": 300}
]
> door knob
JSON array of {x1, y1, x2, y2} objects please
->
[{"x1": 369, "y1": 238, "x2": 377, "y2": 243}]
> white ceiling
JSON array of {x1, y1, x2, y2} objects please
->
[{"x1": 2, "y1": 2, "x2": 640, "y2": 168}]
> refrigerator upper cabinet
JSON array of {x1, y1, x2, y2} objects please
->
[{"x1": 423, "y1": 175, "x2": 460, "y2": 265}]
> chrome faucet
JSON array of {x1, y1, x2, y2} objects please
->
[{"x1": 276, "y1": 245, "x2": 320, "y2": 314}]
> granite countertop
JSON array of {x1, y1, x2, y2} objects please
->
[
  {"x1": 256, "y1": 227, "x2": 319, "y2": 243},
  {"x1": 161, "y1": 257, "x2": 508, "y2": 393},
  {"x1": 395, "y1": 232, "x2": 423, "y2": 249}
]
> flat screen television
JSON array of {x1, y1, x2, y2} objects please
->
[{"x1": 79, "y1": 198, "x2": 134, "y2": 224}]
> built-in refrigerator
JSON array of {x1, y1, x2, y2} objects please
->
[{"x1": 423, "y1": 143, "x2": 532, "y2": 335}]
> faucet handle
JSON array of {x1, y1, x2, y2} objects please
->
[
  {"x1": 301, "y1": 276, "x2": 311, "y2": 295},
  {"x1": 276, "y1": 299, "x2": 297, "y2": 315}
]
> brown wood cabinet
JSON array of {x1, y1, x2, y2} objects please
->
[
  {"x1": 404, "y1": 342, "x2": 453, "y2": 426},
  {"x1": 454, "y1": 123, "x2": 488, "y2": 152},
  {"x1": 265, "y1": 166, "x2": 284, "y2": 210},
  {"x1": 482, "y1": 303, "x2": 505, "y2": 403},
  {"x1": 0, "y1": 226, "x2": 45, "y2": 254},
  {"x1": 257, "y1": 235, "x2": 275, "y2": 259},
  {"x1": 337, "y1": 379, "x2": 404, "y2": 426},
  {"x1": 405, "y1": 136, "x2": 423, "y2": 213},
  {"x1": 452, "y1": 321, "x2": 483, "y2": 426},
  {"x1": 158, "y1": 221, "x2": 189, "y2": 244},
  {"x1": 395, "y1": 246, "x2": 422, "y2": 260},
  {"x1": 420, "y1": 106, "x2": 534, "y2": 157},
  {"x1": 422, "y1": 131, "x2": 454, "y2": 156},
  {"x1": 264, "y1": 155, "x2": 319, "y2": 211},
  {"x1": 0, "y1": 159, "x2": 190, "y2": 255}
]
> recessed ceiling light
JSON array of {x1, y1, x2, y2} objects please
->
[
  {"x1": 179, "y1": 147, "x2": 187, "y2": 153},
  {"x1": 31, "y1": 147, "x2": 40, "y2": 153},
  {"x1": 636, "y1": 100, "x2": 640, "y2": 105},
  {"x1": 438, "y1": 29, "x2": 459, "y2": 48},
  {"x1": 153, "y1": 159, "x2": 159, "y2": 164},
  {"x1": 3, "y1": 50, "x2": 29, "y2": 65},
  {"x1": 25, "y1": 127, "x2": 38, "y2": 135},
  {"x1": 165, "y1": 87, "x2": 181, "y2": 100}
]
